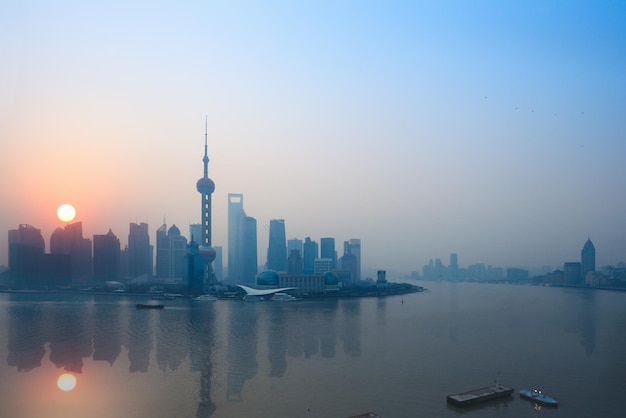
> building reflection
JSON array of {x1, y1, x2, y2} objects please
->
[
  {"x1": 226, "y1": 302, "x2": 258, "y2": 402},
  {"x1": 4, "y1": 296, "x2": 364, "y2": 416}
]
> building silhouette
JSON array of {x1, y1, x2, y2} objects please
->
[
  {"x1": 228, "y1": 193, "x2": 257, "y2": 285},
  {"x1": 344, "y1": 239, "x2": 361, "y2": 281},
  {"x1": 8, "y1": 224, "x2": 46, "y2": 287},
  {"x1": 320, "y1": 237, "x2": 336, "y2": 269},
  {"x1": 287, "y1": 249, "x2": 303, "y2": 274},
  {"x1": 125, "y1": 222, "x2": 152, "y2": 279},
  {"x1": 195, "y1": 121, "x2": 217, "y2": 286},
  {"x1": 266, "y1": 219, "x2": 287, "y2": 272},
  {"x1": 287, "y1": 238, "x2": 303, "y2": 257},
  {"x1": 581, "y1": 238, "x2": 596, "y2": 279},
  {"x1": 50, "y1": 222, "x2": 92, "y2": 285},
  {"x1": 156, "y1": 224, "x2": 187, "y2": 280},
  {"x1": 93, "y1": 229, "x2": 121, "y2": 282},
  {"x1": 303, "y1": 237, "x2": 318, "y2": 274}
]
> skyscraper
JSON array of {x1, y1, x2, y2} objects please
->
[
  {"x1": 50, "y1": 222, "x2": 93, "y2": 284},
  {"x1": 156, "y1": 224, "x2": 188, "y2": 279},
  {"x1": 266, "y1": 219, "x2": 287, "y2": 272},
  {"x1": 195, "y1": 120, "x2": 217, "y2": 285},
  {"x1": 344, "y1": 239, "x2": 361, "y2": 281},
  {"x1": 581, "y1": 237, "x2": 596, "y2": 279},
  {"x1": 303, "y1": 237, "x2": 318, "y2": 274},
  {"x1": 8, "y1": 224, "x2": 45, "y2": 286},
  {"x1": 320, "y1": 237, "x2": 336, "y2": 269},
  {"x1": 93, "y1": 229, "x2": 121, "y2": 282},
  {"x1": 126, "y1": 222, "x2": 152, "y2": 279},
  {"x1": 228, "y1": 194, "x2": 257, "y2": 284}
]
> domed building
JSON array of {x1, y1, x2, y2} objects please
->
[
  {"x1": 324, "y1": 271, "x2": 340, "y2": 292},
  {"x1": 257, "y1": 270, "x2": 279, "y2": 287}
]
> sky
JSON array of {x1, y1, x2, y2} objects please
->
[{"x1": 1, "y1": 0, "x2": 625, "y2": 276}]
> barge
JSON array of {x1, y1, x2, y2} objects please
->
[{"x1": 447, "y1": 378, "x2": 514, "y2": 407}]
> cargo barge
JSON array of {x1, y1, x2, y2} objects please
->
[{"x1": 447, "y1": 379, "x2": 514, "y2": 407}]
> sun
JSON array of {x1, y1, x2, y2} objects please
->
[
  {"x1": 57, "y1": 204, "x2": 76, "y2": 223},
  {"x1": 57, "y1": 373, "x2": 77, "y2": 391}
]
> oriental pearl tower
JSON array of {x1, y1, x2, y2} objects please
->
[{"x1": 196, "y1": 119, "x2": 217, "y2": 285}]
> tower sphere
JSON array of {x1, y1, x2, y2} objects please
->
[
  {"x1": 199, "y1": 246, "x2": 216, "y2": 263},
  {"x1": 196, "y1": 177, "x2": 215, "y2": 194}
]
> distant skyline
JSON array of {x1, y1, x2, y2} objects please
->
[{"x1": 2, "y1": 1, "x2": 625, "y2": 274}]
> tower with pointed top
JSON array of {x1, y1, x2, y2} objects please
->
[
  {"x1": 581, "y1": 237, "x2": 596, "y2": 280},
  {"x1": 195, "y1": 119, "x2": 217, "y2": 287}
]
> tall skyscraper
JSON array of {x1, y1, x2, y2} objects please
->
[
  {"x1": 581, "y1": 237, "x2": 596, "y2": 279},
  {"x1": 449, "y1": 253, "x2": 459, "y2": 279},
  {"x1": 320, "y1": 237, "x2": 336, "y2": 269},
  {"x1": 228, "y1": 194, "x2": 257, "y2": 284},
  {"x1": 93, "y1": 229, "x2": 121, "y2": 282},
  {"x1": 344, "y1": 239, "x2": 361, "y2": 281},
  {"x1": 195, "y1": 120, "x2": 217, "y2": 285},
  {"x1": 287, "y1": 238, "x2": 303, "y2": 257},
  {"x1": 8, "y1": 224, "x2": 45, "y2": 286},
  {"x1": 126, "y1": 222, "x2": 152, "y2": 279},
  {"x1": 266, "y1": 219, "x2": 287, "y2": 272},
  {"x1": 303, "y1": 237, "x2": 318, "y2": 274},
  {"x1": 50, "y1": 222, "x2": 93, "y2": 284},
  {"x1": 156, "y1": 224, "x2": 188, "y2": 279}
]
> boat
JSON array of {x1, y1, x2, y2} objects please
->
[
  {"x1": 193, "y1": 294, "x2": 218, "y2": 301},
  {"x1": 136, "y1": 303, "x2": 164, "y2": 309},
  {"x1": 272, "y1": 292, "x2": 298, "y2": 301},
  {"x1": 519, "y1": 389, "x2": 558, "y2": 406},
  {"x1": 447, "y1": 377, "x2": 514, "y2": 407}
]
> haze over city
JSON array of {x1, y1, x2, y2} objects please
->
[{"x1": 1, "y1": 1, "x2": 625, "y2": 275}]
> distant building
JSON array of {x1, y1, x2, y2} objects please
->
[
  {"x1": 125, "y1": 222, "x2": 152, "y2": 279},
  {"x1": 303, "y1": 237, "x2": 318, "y2": 274},
  {"x1": 564, "y1": 262, "x2": 582, "y2": 285},
  {"x1": 449, "y1": 253, "x2": 459, "y2": 279},
  {"x1": 345, "y1": 239, "x2": 361, "y2": 280},
  {"x1": 93, "y1": 229, "x2": 121, "y2": 282},
  {"x1": 314, "y1": 258, "x2": 333, "y2": 274},
  {"x1": 287, "y1": 238, "x2": 303, "y2": 257},
  {"x1": 266, "y1": 219, "x2": 287, "y2": 272},
  {"x1": 339, "y1": 251, "x2": 357, "y2": 285},
  {"x1": 184, "y1": 239, "x2": 204, "y2": 291},
  {"x1": 287, "y1": 249, "x2": 303, "y2": 275},
  {"x1": 50, "y1": 222, "x2": 92, "y2": 285},
  {"x1": 8, "y1": 224, "x2": 46, "y2": 287},
  {"x1": 506, "y1": 267, "x2": 528, "y2": 281},
  {"x1": 155, "y1": 224, "x2": 187, "y2": 280},
  {"x1": 320, "y1": 238, "x2": 336, "y2": 269},
  {"x1": 581, "y1": 238, "x2": 596, "y2": 278},
  {"x1": 228, "y1": 194, "x2": 257, "y2": 285}
]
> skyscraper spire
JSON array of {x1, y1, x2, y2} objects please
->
[{"x1": 203, "y1": 115, "x2": 209, "y2": 178}]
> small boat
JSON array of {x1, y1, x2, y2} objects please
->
[
  {"x1": 136, "y1": 303, "x2": 164, "y2": 309},
  {"x1": 193, "y1": 294, "x2": 218, "y2": 301},
  {"x1": 272, "y1": 292, "x2": 298, "y2": 301},
  {"x1": 519, "y1": 389, "x2": 558, "y2": 406}
]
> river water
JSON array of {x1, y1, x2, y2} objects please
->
[{"x1": 0, "y1": 282, "x2": 624, "y2": 418}]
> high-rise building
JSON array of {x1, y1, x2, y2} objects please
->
[
  {"x1": 126, "y1": 222, "x2": 152, "y2": 279},
  {"x1": 50, "y1": 222, "x2": 93, "y2": 284},
  {"x1": 213, "y1": 246, "x2": 223, "y2": 281},
  {"x1": 449, "y1": 253, "x2": 459, "y2": 279},
  {"x1": 240, "y1": 216, "x2": 257, "y2": 285},
  {"x1": 195, "y1": 120, "x2": 217, "y2": 286},
  {"x1": 267, "y1": 219, "x2": 287, "y2": 272},
  {"x1": 344, "y1": 239, "x2": 361, "y2": 281},
  {"x1": 287, "y1": 249, "x2": 303, "y2": 274},
  {"x1": 287, "y1": 238, "x2": 303, "y2": 257},
  {"x1": 564, "y1": 262, "x2": 582, "y2": 285},
  {"x1": 320, "y1": 237, "x2": 336, "y2": 269},
  {"x1": 156, "y1": 224, "x2": 187, "y2": 280},
  {"x1": 581, "y1": 238, "x2": 596, "y2": 279},
  {"x1": 93, "y1": 229, "x2": 121, "y2": 282},
  {"x1": 228, "y1": 194, "x2": 257, "y2": 284},
  {"x1": 8, "y1": 224, "x2": 45, "y2": 286},
  {"x1": 303, "y1": 237, "x2": 318, "y2": 274}
]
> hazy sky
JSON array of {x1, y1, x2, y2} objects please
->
[{"x1": 1, "y1": 1, "x2": 625, "y2": 275}]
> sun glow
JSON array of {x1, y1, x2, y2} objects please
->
[
  {"x1": 57, "y1": 373, "x2": 77, "y2": 391},
  {"x1": 57, "y1": 204, "x2": 76, "y2": 223}
]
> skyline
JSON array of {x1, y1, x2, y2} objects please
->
[{"x1": 2, "y1": 1, "x2": 625, "y2": 273}]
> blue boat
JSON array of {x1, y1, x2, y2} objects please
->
[{"x1": 519, "y1": 389, "x2": 558, "y2": 406}]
